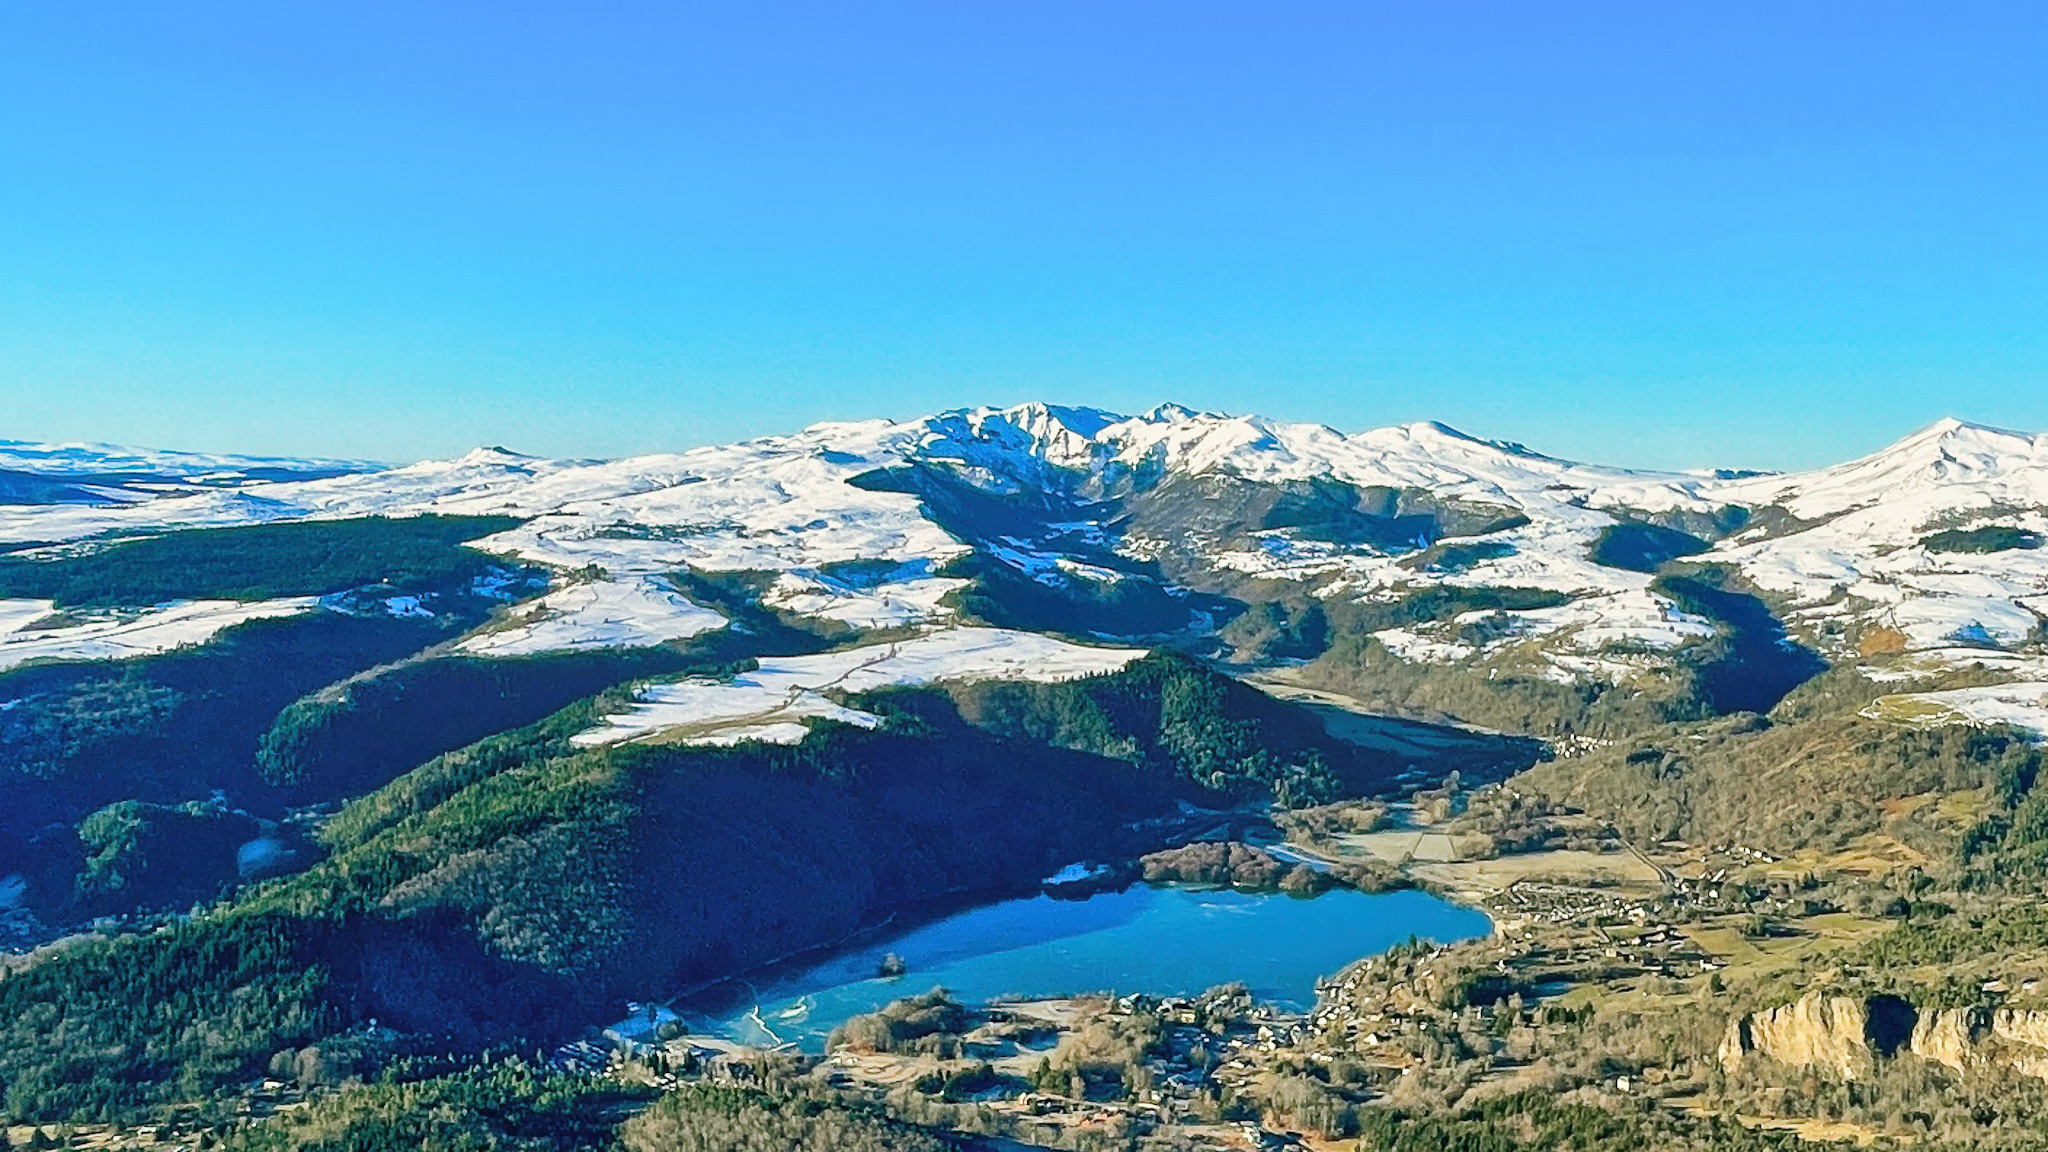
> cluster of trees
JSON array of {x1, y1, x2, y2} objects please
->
[
  {"x1": 1217, "y1": 597, "x2": 1330, "y2": 662},
  {"x1": 1139, "y1": 842, "x2": 1325, "y2": 894},
  {"x1": 252, "y1": 564, "x2": 853, "y2": 802},
  {"x1": 1649, "y1": 570, "x2": 1826, "y2": 717},
  {"x1": 70, "y1": 799, "x2": 273, "y2": 915},
  {"x1": 254, "y1": 649, "x2": 704, "y2": 794},
  {"x1": 1025, "y1": 1004, "x2": 1166, "y2": 1102},
  {"x1": 939, "y1": 549, "x2": 1225, "y2": 639},
  {"x1": 0, "y1": 915, "x2": 345, "y2": 1120},
  {"x1": 944, "y1": 650, "x2": 1377, "y2": 807},
  {"x1": 1922, "y1": 525, "x2": 2044, "y2": 554},
  {"x1": 1348, "y1": 1091, "x2": 1806, "y2": 1152},
  {"x1": 1515, "y1": 702, "x2": 2029, "y2": 854},
  {"x1": 1296, "y1": 566, "x2": 1829, "y2": 739},
  {"x1": 0, "y1": 517, "x2": 568, "y2": 919},
  {"x1": 0, "y1": 611, "x2": 442, "y2": 800},
  {"x1": 1589, "y1": 522, "x2": 1711, "y2": 572},
  {"x1": 828, "y1": 989, "x2": 970, "y2": 1055},
  {"x1": 1302, "y1": 615, "x2": 1682, "y2": 739},
  {"x1": 0, "y1": 611, "x2": 453, "y2": 917},
  {"x1": 1953, "y1": 726, "x2": 2048, "y2": 884},
  {"x1": 221, "y1": 1059, "x2": 652, "y2": 1152},
  {"x1": 1856, "y1": 904, "x2": 2048, "y2": 970},
  {"x1": 0, "y1": 516, "x2": 523, "y2": 607},
  {"x1": 617, "y1": 1085, "x2": 948, "y2": 1152}
]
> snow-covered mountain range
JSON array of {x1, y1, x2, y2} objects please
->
[
  {"x1": 0, "y1": 439, "x2": 374, "y2": 506},
  {"x1": 5, "y1": 404, "x2": 2048, "y2": 733}
]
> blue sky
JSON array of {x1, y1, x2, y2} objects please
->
[{"x1": 3, "y1": 2, "x2": 2046, "y2": 470}]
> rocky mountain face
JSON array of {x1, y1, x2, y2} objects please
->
[{"x1": 1721, "y1": 990, "x2": 2048, "y2": 1083}]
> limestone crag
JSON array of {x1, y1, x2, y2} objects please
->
[
  {"x1": 1722, "y1": 992, "x2": 2048, "y2": 1083},
  {"x1": 1909, "y1": 1008, "x2": 2048, "y2": 1081},
  {"x1": 1718, "y1": 992, "x2": 1889, "y2": 1079}
]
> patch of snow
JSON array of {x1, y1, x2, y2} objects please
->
[
  {"x1": 572, "y1": 626, "x2": 1145, "y2": 747},
  {"x1": 458, "y1": 576, "x2": 725, "y2": 656},
  {"x1": 0, "y1": 439, "x2": 373, "y2": 481},
  {"x1": 0, "y1": 599, "x2": 55, "y2": 636},
  {"x1": 1371, "y1": 628, "x2": 1478, "y2": 664},
  {"x1": 1043, "y1": 862, "x2": 1114, "y2": 886},
  {"x1": 0, "y1": 597, "x2": 317, "y2": 672},
  {"x1": 1862, "y1": 682, "x2": 2048, "y2": 740},
  {"x1": 760, "y1": 568, "x2": 968, "y2": 630}
]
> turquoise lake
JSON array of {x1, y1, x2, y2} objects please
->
[{"x1": 699, "y1": 884, "x2": 1491, "y2": 1050}]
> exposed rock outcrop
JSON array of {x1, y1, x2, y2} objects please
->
[
  {"x1": 1909, "y1": 1007, "x2": 2048, "y2": 1081},
  {"x1": 1718, "y1": 992, "x2": 1907, "y2": 1079},
  {"x1": 1722, "y1": 992, "x2": 2048, "y2": 1083}
]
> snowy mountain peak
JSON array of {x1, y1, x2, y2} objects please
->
[
  {"x1": 453, "y1": 446, "x2": 541, "y2": 468},
  {"x1": 1142, "y1": 402, "x2": 1202, "y2": 424},
  {"x1": 1878, "y1": 416, "x2": 2041, "y2": 463},
  {"x1": 1713, "y1": 417, "x2": 2048, "y2": 523}
]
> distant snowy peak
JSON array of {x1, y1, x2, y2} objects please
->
[
  {"x1": 904, "y1": 403, "x2": 1715, "y2": 519},
  {"x1": 1714, "y1": 417, "x2": 2048, "y2": 526},
  {"x1": 450, "y1": 446, "x2": 545, "y2": 469}
]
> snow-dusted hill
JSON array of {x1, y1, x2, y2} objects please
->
[{"x1": 7, "y1": 405, "x2": 2048, "y2": 731}]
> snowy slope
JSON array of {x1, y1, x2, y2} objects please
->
[
  {"x1": 457, "y1": 575, "x2": 726, "y2": 656},
  {"x1": 571, "y1": 626, "x2": 1145, "y2": 747},
  {"x1": 1708, "y1": 419, "x2": 2048, "y2": 652},
  {"x1": 0, "y1": 596, "x2": 318, "y2": 672}
]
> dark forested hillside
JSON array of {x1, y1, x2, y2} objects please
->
[
  {"x1": 0, "y1": 518, "x2": 558, "y2": 923},
  {"x1": 0, "y1": 654, "x2": 1399, "y2": 1120},
  {"x1": 0, "y1": 516, "x2": 524, "y2": 607}
]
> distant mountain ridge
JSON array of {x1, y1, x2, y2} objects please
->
[
  {"x1": 5, "y1": 405, "x2": 2048, "y2": 735},
  {"x1": 0, "y1": 439, "x2": 376, "y2": 507}
]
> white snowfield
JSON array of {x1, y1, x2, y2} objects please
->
[
  {"x1": 6, "y1": 408, "x2": 2048, "y2": 697},
  {"x1": 571, "y1": 627, "x2": 1145, "y2": 748},
  {"x1": 759, "y1": 565, "x2": 968, "y2": 630},
  {"x1": 1862, "y1": 683, "x2": 2048, "y2": 741},
  {"x1": 457, "y1": 575, "x2": 725, "y2": 657},
  {"x1": 0, "y1": 596, "x2": 316, "y2": 672}
]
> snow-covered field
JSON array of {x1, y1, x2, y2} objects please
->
[
  {"x1": 1862, "y1": 682, "x2": 2048, "y2": 740},
  {"x1": 571, "y1": 626, "x2": 1145, "y2": 748},
  {"x1": 758, "y1": 564, "x2": 969, "y2": 630},
  {"x1": 0, "y1": 596, "x2": 316, "y2": 672},
  {"x1": 458, "y1": 576, "x2": 726, "y2": 656}
]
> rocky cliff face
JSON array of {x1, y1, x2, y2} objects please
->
[
  {"x1": 1722, "y1": 992, "x2": 2048, "y2": 1082},
  {"x1": 1717, "y1": 992, "x2": 1906, "y2": 1079},
  {"x1": 1908, "y1": 1007, "x2": 2048, "y2": 1081}
]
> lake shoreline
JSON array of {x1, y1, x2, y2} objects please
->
[{"x1": 695, "y1": 878, "x2": 1494, "y2": 1052}]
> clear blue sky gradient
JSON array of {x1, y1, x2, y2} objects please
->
[{"x1": 4, "y1": 2, "x2": 2047, "y2": 469}]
